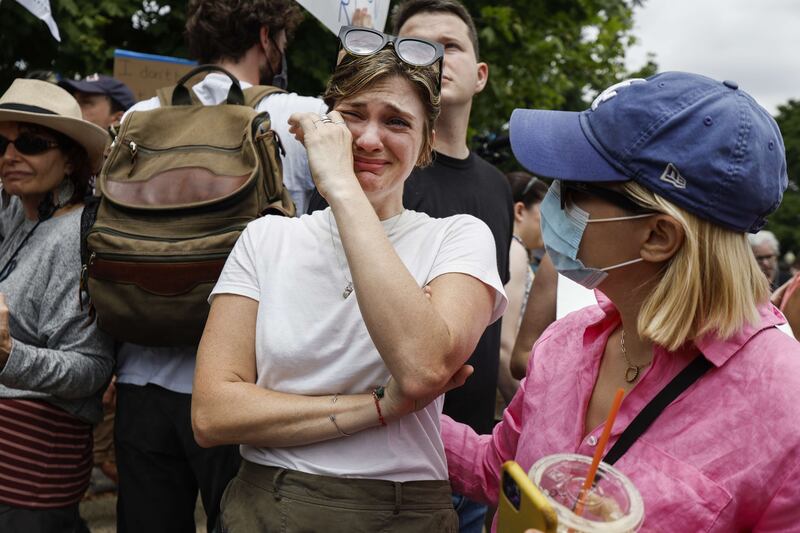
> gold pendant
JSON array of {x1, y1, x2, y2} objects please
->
[
  {"x1": 625, "y1": 365, "x2": 640, "y2": 383},
  {"x1": 342, "y1": 282, "x2": 353, "y2": 299}
]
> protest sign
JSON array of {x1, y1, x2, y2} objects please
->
[
  {"x1": 295, "y1": 0, "x2": 390, "y2": 35},
  {"x1": 113, "y1": 49, "x2": 198, "y2": 102}
]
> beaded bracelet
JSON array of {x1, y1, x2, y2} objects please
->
[{"x1": 372, "y1": 386, "x2": 387, "y2": 427}]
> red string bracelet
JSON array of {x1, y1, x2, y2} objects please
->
[{"x1": 372, "y1": 386, "x2": 387, "y2": 427}]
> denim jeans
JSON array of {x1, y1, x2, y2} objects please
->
[{"x1": 452, "y1": 492, "x2": 488, "y2": 533}]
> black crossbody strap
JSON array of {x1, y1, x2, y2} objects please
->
[{"x1": 604, "y1": 354, "x2": 713, "y2": 465}]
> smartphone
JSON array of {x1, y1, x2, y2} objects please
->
[{"x1": 497, "y1": 460, "x2": 558, "y2": 533}]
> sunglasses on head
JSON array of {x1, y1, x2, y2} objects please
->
[
  {"x1": 0, "y1": 133, "x2": 60, "y2": 157},
  {"x1": 338, "y1": 26, "x2": 444, "y2": 92},
  {"x1": 559, "y1": 181, "x2": 653, "y2": 215}
]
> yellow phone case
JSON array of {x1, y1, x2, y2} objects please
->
[{"x1": 497, "y1": 460, "x2": 558, "y2": 533}]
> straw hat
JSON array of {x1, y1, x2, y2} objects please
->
[{"x1": 0, "y1": 79, "x2": 109, "y2": 171}]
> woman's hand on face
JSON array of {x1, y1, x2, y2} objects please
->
[
  {"x1": 288, "y1": 110, "x2": 359, "y2": 202},
  {"x1": 0, "y1": 293, "x2": 12, "y2": 366}
]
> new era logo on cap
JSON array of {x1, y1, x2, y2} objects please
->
[
  {"x1": 590, "y1": 78, "x2": 647, "y2": 111},
  {"x1": 659, "y1": 164, "x2": 686, "y2": 189}
]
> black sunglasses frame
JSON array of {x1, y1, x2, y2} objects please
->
[
  {"x1": 0, "y1": 133, "x2": 60, "y2": 157},
  {"x1": 559, "y1": 181, "x2": 654, "y2": 215},
  {"x1": 337, "y1": 26, "x2": 444, "y2": 92}
]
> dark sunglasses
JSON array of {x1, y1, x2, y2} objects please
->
[
  {"x1": 338, "y1": 26, "x2": 444, "y2": 91},
  {"x1": 560, "y1": 181, "x2": 653, "y2": 215},
  {"x1": 0, "y1": 133, "x2": 60, "y2": 157}
]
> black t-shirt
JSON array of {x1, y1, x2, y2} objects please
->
[{"x1": 307, "y1": 151, "x2": 513, "y2": 434}]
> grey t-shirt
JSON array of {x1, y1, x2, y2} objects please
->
[{"x1": 0, "y1": 195, "x2": 114, "y2": 424}]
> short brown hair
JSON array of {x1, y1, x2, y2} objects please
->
[
  {"x1": 323, "y1": 49, "x2": 441, "y2": 167},
  {"x1": 506, "y1": 171, "x2": 548, "y2": 207},
  {"x1": 185, "y1": 0, "x2": 304, "y2": 64},
  {"x1": 391, "y1": 0, "x2": 480, "y2": 59}
]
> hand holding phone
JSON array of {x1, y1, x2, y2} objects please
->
[{"x1": 497, "y1": 461, "x2": 558, "y2": 533}]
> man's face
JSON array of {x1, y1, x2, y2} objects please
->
[
  {"x1": 752, "y1": 242, "x2": 778, "y2": 283},
  {"x1": 398, "y1": 12, "x2": 487, "y2": 108},
  {"x1": 259, "y1": 29, "x2": 287, "y2": 86},
  {"x1": 73, "y1": 91, "x2": 119, "y2": 130}
]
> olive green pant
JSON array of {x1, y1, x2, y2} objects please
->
[{"x1": 219, "y1": 460, "x2": 458, "y2": 532}]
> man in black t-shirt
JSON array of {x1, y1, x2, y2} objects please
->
[
  {"x1": 399, "y1": 154, "x2": 511, "y2": 436},
  {"x1": 308, "y1": 2, "x2": 512, "y2": 531}
]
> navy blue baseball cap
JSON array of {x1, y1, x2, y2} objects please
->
[
  {"x1": 59, "y1": 74, "x2": 136, "y2": 111},
  {"x1": 509, "y1": 71, "x2": 788, "y2": 233}
]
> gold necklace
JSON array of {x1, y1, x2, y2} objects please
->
[
  {"x1": 620, "y1": 329, "x2": 650, "y2": 383},
  {"x1": 328, "y1": 209, "x2": 404, "y2": 299}
]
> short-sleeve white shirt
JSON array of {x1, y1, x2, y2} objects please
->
[{"x1": 210, "y1": 208, "x2": 507, "y2": 481}]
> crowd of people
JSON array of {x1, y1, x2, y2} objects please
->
[{"x1": 1, "y1": 0, "x2": 798, "y2": 532}]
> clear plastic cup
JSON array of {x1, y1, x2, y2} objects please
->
[{"x1": 528, "y1": 453, "x2": 644, "y2": 532}]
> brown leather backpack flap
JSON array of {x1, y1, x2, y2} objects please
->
[
  {"x1": 89, "y1": 257, "x2": 225, "y2": 296},
  {"x1": 105, "y1": 167, "x2": 250, "y2": 208}
]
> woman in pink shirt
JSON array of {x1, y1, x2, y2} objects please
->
[{"x1": 433, "y1": 73, "x2": 800, "y2": 531}]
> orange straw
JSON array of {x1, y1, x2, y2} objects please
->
[{"x1": 573, "y1": 387, "x2": 625, "y2": 518}]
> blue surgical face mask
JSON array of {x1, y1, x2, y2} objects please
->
[{"x1": 541, "y1": 181, "x2": 654, "y2": 290}]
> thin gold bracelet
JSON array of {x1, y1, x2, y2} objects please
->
[{"x1": 329, "y1": 394, "x2": 352, "y2": 437}]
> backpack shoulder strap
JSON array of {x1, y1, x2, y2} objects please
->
[
  {"x1": 156, "y1": 85, "x2": 203, "y2": 107},
  {"x1": 243, "y1": 85, "x2": 285, "y2": 109}
]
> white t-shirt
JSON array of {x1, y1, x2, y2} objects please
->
[
  {"x1": 210, "y1": 208, "x2": 507, "y2": 481},
  {"x1": 116, "y1": 74, "x2": 326, "y2": 394}
]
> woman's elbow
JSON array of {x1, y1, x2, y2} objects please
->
[
  {"x1": 395, "y1": 351, "x2": 465, "y2": 400},
  {"x1": 395, "y1": 371, "x2": 449, "y2": 401},
  {"x1": 191, "y1": 401, "x2": 224, "y2": 448}
]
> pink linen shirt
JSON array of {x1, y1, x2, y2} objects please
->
[{"x1": 442, "y1": 295, "x2": 800, "y2": 532}]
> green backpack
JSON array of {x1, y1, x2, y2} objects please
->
[{"x1": 82, "y1": 65, "x2": 294, "y2": 346}]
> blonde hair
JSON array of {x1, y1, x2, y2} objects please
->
[
  {"x1": 323, "y1": 48, "x2": 440, "y2": 167},
  {"x1": 621, "y1": 182, "x2": 770, "y2": 350}
]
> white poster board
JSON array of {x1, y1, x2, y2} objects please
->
[
  {"x1": 295, "y1": 0, "x2": 390, "y2": 35},
  {"x1": 556, "y1": 274, "x2": 599, "y2": 319}
]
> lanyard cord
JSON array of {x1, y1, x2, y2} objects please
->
[{"x1": 0, "y1": 220, "x2": 42, "y2": 282}]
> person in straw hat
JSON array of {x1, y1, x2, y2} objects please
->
[{"x1": 0, "y1": 79, "x2": 114, "y2": 531}]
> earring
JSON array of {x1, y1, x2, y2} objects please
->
[{"x1": 54, "y1": 177, "x2": 75, "y2": 208}]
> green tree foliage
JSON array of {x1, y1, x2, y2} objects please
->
[
  {"x1": 0, "y1": 1, "x2": 187, "y2": 86},
  {"x1": 766, "y1": 99, "x2": 800, "y2": 254},
  {"x1": 463, "y1": 1, "x2": 655, "y2": 133},
  {"x1": 1, "y1": 0, "x2": 654, "y2": 155}
]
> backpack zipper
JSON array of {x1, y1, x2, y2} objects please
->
[
  {"x1": 88, "y1": 224, "x2": 247, "y2": 243},
  {"x1": 91, "y1": 250, "x2": 230, "y2": 263},
  {"x1": 125, "y1": 140, "x2": 244, "y2": 172}
]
